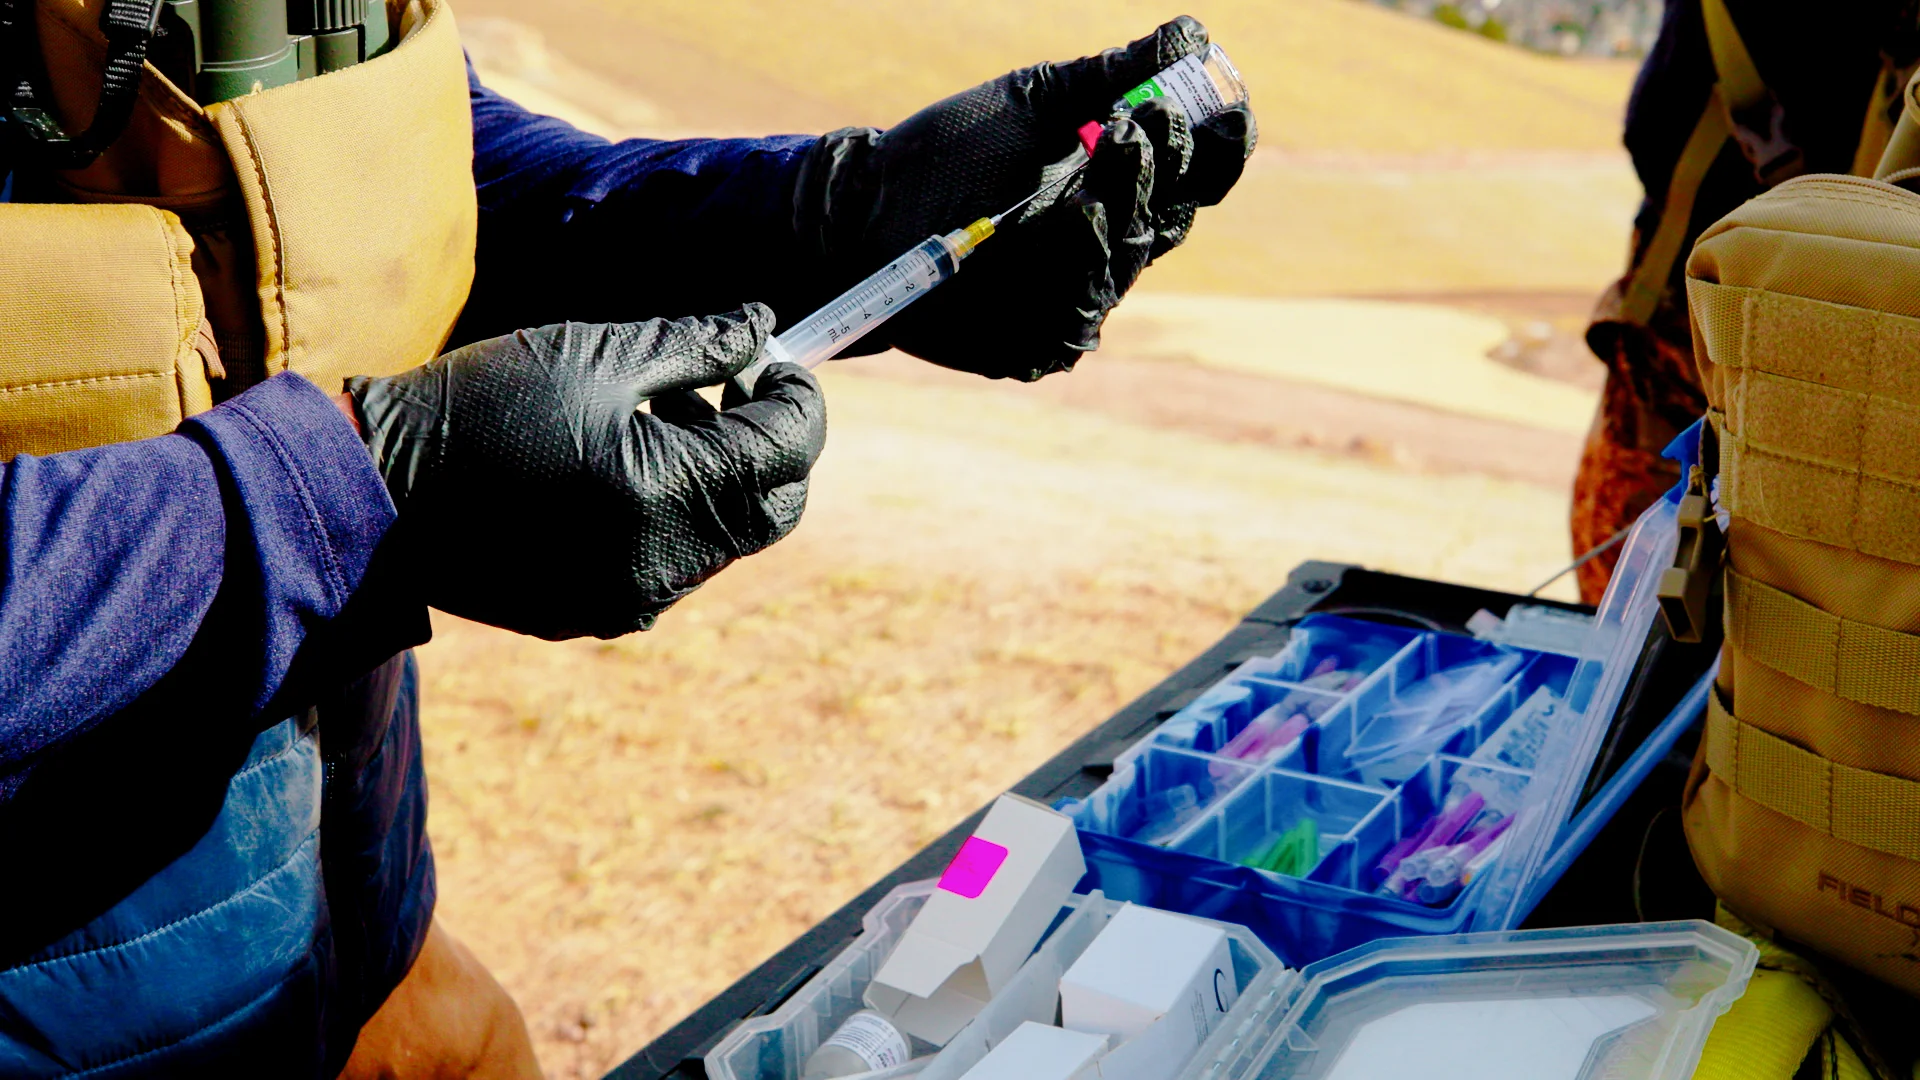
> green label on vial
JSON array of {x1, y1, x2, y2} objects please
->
[{"x1": 1122, "y1": 79, "x2": 1165, "y2": 108}]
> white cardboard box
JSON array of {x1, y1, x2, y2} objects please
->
[
  {"x1": 1059, "y1": 904, "x2": 1239, "y2": 1080},
  {"x1": 958, "y1": 1022, "x2": 1109, "y2": 1080},
  {"x1": 865, "y1": 794, "x2": 1086, "y2": 1045}
]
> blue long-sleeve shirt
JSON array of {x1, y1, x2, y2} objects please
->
[
  {"x1": 0, "y1": 77, "x2": 818, "y2": 777},
  {"x1": 457, "y1": 68, "x2": 821, "y2": 344},
  {"x1": 0, "y1": 374, "x2": 414, "y2": 786}
]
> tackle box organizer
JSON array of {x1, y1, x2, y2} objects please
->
[
  {"x1": 1060, "y1": 495, "x2": 1693, "y2": 968},
  {"x1": 611, "y1": 495, "x2": 1721, "y2": 1079}
]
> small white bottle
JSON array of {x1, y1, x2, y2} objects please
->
[{"x1": 802, "y1": 1009, "x2": 912, "y2": 1079}]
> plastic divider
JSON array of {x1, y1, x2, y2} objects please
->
[
  {"x1": 1171, "y1": 768, "x2": 1389, "y2": 879},
  {"x1": 1074, "y1": 745, "x2": 1262, "y2": 847}
]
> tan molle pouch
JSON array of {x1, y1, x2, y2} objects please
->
[
  {"x1": 3, "y1": 0, "x2": 473, "y2": 461},
  {"x1": 204, "y1": 0, "x2": 475, "y2": 390},
  {"x1": 0, "y1": 203, "x2": 211, "y2": 459},
  {"x1": 1682, "y1": 168, "x2": 1920, "y2": 995}
]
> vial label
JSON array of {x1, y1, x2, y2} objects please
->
[
  {"x1": 1118, "y1": 53, "x2": 1227, "y2": 122},
  {"x1": 820, "y1": 1010, "x2": 909, "y2": 1072}
]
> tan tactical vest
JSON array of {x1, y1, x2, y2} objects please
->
[
  {"x1": 1682, "y1": 67, "x2": 1920, "y2": 996},
  {"x1": 0, "y1": 0, "x2": 475, "y2": 460}
]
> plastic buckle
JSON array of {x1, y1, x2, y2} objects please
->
[
  {"x1": 1657, "y1": 465, "x2": 1723, "y2": 644},
  {"x1": 1729, "y1": 97, "x2": 1805, "y2": 188}
]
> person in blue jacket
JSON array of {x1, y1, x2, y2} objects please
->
[{"x1": 0, "y1": 15, "x2": 1254, "y2": 1078}]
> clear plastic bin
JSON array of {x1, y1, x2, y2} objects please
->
[
  {"x1": 703, "y1": 881, "x2": 930, "y2": 1080},
  {"x1": 1312, "y1": 634, "x2": 1528, "y2": 787},
  {"x1": 703, "y1": 881, "x2": 1289, "y2": 1080},
  {"x1": 1469, "y1": 495, "x2": 1681, "y2": 933},
  {"x1": 1148, "y1": 620, "x2": 1419, "y2": 759},
  {"x1": 1203, "y1": 920, "x2": 1757, "y2": 1080}
]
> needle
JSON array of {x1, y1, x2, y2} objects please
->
[{"x1": 989, "y1": 158, "x2": 1094, "y2": 227}]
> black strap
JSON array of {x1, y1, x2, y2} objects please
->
[{"x1": 0, "y1": 0, "x2": 162, "y2": 170}]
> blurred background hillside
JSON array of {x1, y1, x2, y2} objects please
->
[
  {"x1": 1372, "y1": 0, "x2": 1663, "y2": 57},
  {"x1": 425, "y1": 2, "x2": 1645, "y2": 1073}
]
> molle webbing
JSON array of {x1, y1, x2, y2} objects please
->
[
  {"x1": 1686, "y1": 271, "x2": 1920, "y2": 566},
  {"x1": 1727, "y1": 569, "x2": 1920, "y2": 716},
  {"x1": 1704, "y1": 693, "x2": 1920, "y2": 862}
]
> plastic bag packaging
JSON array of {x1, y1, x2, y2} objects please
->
[
  {"x1": 1449, "y1": 685, "x2": 1563, "y2": 817},
  {"x1": 1465, "y1": 604, "x2": 1595, "y2": 657},
  {"x1": 1344, "y1": 652, "x2": 1525, "y2": 771}
]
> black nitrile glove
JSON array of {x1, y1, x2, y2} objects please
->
[
  {"x1": 345, "y1": 304, "x2": 825, "y2": 640},
  {"x1": 792, "y1": 15, "x2": 1257, "y2": 381}
]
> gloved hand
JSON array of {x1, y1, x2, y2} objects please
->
[
  {"x1": 791, "y1": 15, "x2": 1256, "y2": 381},
  {"x1": 345, "y1": 305, "x2": 825, "y2": 640}
]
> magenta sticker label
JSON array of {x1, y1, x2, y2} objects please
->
[{"x1": 938, "y1": 837, "x2": 1009, "y2": 899}]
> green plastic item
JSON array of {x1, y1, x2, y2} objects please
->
[
  {"x1": 195, "y1": 0, "x2": 298, "y2": 103},
  {"x1": 361, "y1": 0, "x2": 390, "y2": 60},
  {"x1": 160, "y1": 0, "x2": 203, "y2": 73},
  {"x1": 176, "y1": 0, "x2": 386, "y2": 104},
  {"x1": 290, "y1": 0, "x2": 374, "y2": 72},
  {"x1": 311, "y1": 28, "x2": 357, "y2": 72},
  {"x1": 1243, "y1": 818, "x2": 1319, "y2": 878}
]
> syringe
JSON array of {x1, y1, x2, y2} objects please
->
[
  {"x1": 730, "y1": 216, "x2": 1001, "y2": 394},
  {"x1": 730, "y1": 44, "x2": 1249, "y2": 394}
]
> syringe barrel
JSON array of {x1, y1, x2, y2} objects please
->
[
  {"x1": 731, "y1": 222, "x2": 988, "y2": 393},
  {"x1": 772, "y1": 235, "x2": 958, "y2": 370}
]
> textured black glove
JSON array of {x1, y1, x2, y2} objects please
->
[
  {"x1": 791, "y1": 15, "x2": 1256, "y2": 381},
  {"x1": 345, "y1": 305, "x2": 825, "y2": 640}
]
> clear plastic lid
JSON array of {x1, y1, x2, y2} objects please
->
[
  {"x1": 1466, "y1": 496, "x2": 1681, "y2": 932},
  {"x1": 1229, "y1": 920, "x2": 1756, "y2": 1080}
]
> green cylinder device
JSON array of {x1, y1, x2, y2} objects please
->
[
  {"x1": 173, "y1": 0, "x2": 393, "y2": 104},
  {"x1": 195, "y1": 0, "x2": 297, "y2": 103},
  {"x1": 288, "y1": 0, "x2": 381, "y2": 75}
]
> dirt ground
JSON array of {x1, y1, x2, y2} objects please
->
[{"x1": 419, "y1": 4, "x2": 1640, "y2": 1074}]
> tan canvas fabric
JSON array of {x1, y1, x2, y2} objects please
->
[
  {"x1": 0, "y1": 203, "x2": 209, "y2": 459},
  {"x1": 0, "y1": 0, "x2": 473, "y2": 460},
  {"x1": 208, "y1": 0, "x2": 475, "y2": 388},
  {"x1": 32, "y1": 0, "x2": 269, "y2": 385},
  {"x1": 1683, "y1": 164, "x2": 1920, "y2": 993}
]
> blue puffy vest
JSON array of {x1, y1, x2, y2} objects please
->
[{"x1": 0, "y1": 653, "x2": 433, "y2": 1077}]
